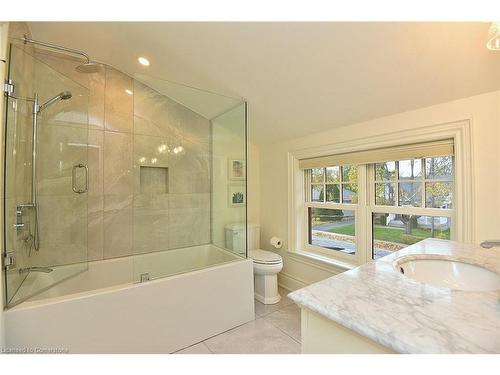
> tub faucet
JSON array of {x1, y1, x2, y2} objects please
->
[
  {"x1": 18, "y1": 266, "x2": 53, "y2": 274},
  {"x1": 480, "y1": 240, "x2": 500, "y2": 249}
]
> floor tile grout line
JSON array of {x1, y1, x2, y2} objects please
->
[
  {"x1": 262, "y1": 313, "x2": 301, "y2": 345},
  {"x1": 261, "y1": 300, "x2": 301, "y2": 344},
  {"x1": 177, "y1": 298, "x2": 299, "y2": 354},
  {"x1": 204, "y1": 315, "x2": 300, "y2": 354},
  {"x1": 201, "y1": 316, "x2": 257, "y2": 350},
  {"x1": 175, "y1": 318, "x2": 251, "y2": 354},
  {"x1": 201, "y1": 341, "x2": 215, "y2": 354}
]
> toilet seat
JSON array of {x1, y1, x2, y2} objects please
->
[{"x1": 249, "y1": 249, "x2": 282, "y2": 265}]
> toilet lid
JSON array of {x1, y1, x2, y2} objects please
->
[{"x1": 249, "y1": 249, "x2": 282, "y2": 264}]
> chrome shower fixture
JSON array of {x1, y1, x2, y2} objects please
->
[
  {"x1": 75, "y1": 61, "x2": 103, "y2": 73},
  {"x1": 19, "y1": 90, "x2": 73, "y2": 254},
  {"x1": 21, "y1": 35, "x2": 102, "y2": 74},
  {"x1": 37, "y1": 91, "x2": 72, "y2": 113}
]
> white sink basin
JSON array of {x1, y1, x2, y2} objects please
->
[{"x1": 398, "y1": 258, "x2": 500, "y2": 291}]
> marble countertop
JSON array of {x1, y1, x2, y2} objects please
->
[{"x1": 288, "y1": 239, "x2": 500, "y2": 354}]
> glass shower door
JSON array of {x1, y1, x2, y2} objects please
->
[{"x1": 3, "y1": 44, "x2": 89, "y2": 307}]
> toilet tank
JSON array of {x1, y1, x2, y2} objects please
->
[{"x1": 225, "y1": 223, "x2": 260, "y2": 254}]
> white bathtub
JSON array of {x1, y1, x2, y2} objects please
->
[{"x1": 4, "y1": 245, "x2": 255, "y2": 353}]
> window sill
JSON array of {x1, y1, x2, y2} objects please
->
[{"x1": 288, "y1": 249, "x2": 357, "y2": 272}]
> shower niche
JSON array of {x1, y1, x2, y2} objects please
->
[{"x1": 139, "y1": 166, "x2": 169, "y2": 194}]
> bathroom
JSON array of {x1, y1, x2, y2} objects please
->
[{"x1": 2, "y1": 2, "x2": 500, "y2": 373}]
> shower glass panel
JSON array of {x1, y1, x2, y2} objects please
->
[
  {"x1": 3, "y1": 44, "x2": 89, "y2": 307},
  {"x1": 211, "y1": 103, "x2": 247, "y2": 255},
  {"x1": 131, "y1": 74, "x2": 247, "y2": 282},
  {"x1": 3, "y1": 39, "x2": 247, "y2": 304}
]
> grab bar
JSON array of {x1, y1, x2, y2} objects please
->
[{"x1": 72, "y1": 164, "x2": 89, "y2": 194}]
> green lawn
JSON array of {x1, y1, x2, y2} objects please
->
[{"x1": 324, "y1": 223, "x2": 450, "y2": 244}]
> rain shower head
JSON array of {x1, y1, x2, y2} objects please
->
[
  {"x1": 20, "y1": 36, "x2": 102, "y2": 75},
  {"x1": 37, "y1": 91, "x2": 72, "y2": 113},
  {"x1": 75, "y1": 61, "x2": 103, "y2": 73}
]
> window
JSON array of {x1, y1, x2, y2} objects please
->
[
  {"x1": 305, "y1": 165, "x2": 360, "y2": 262},
  {"x1": 300, "y1": 141, "x2": 455, "y2": 265},
  {"x1": 374, "y1": 157, "x2": 453, "y2": 209},
  {"x1": 309, "y1": 208, "x2": 356, "y2": 253},
  {"x1": 372, "y1": 213, "x2": 451, "y2": 259},
  {"x1": 310, "y1": 166, "x2": 358, "y2": 204},
  {"x1": 371, "y1": 156, "x2": 453, "y2": 260}
]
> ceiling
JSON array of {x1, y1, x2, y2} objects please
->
[
  {"x1": 27, "y1": 22, "x2": 500, "y2": 144},
  {"x1": 134, "y1": 73, "x2": 243, "y2": 120}
]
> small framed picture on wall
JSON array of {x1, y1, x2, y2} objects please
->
[
  {"x1": 228, "y1": 184, "x2": 246, "y2": 207},
  {"x1": 228, "y1": 158, "x2": 245, "y2": 180}
]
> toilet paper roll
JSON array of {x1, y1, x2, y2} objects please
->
[{"x1": 270, "y1": 236, "x2": 283, "y2": 249}]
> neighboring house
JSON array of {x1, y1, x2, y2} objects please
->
[{"x1": 384, "y1": 213, "x2": 450, "y2": 230}]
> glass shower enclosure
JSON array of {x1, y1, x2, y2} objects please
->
[
  {"x1": 3, "y1": 43, "x2": 89, "y2": 306},
  {"x1": 2, "y1": 39, "x2": 247, "y2": 307}
]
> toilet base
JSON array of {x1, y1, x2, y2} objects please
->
[
  {"x1": 254, "y1": 273, "x2": 281, "y2": 305},
  {"x1": 254, "y1": 292, "x2": 281, "y2": 305}
]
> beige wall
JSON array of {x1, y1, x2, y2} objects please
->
[
  {"x1": 247, "y1": 142, "x2": 260, "y2": 227},
  {"x1": 258, "y1": 90, "x2": 500, "y2": 290},
  {"x1": 211, "y1": 106, "x2": 245, "y2": 250},
  {"x1": 211, "y1": 104, "x2": 257, "y2": 253}
]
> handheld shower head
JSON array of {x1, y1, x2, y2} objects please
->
[
  {"x1": 37, "y1": 91, "x2": 72, "y2": 113},
  {"x1": 60, "y1": 91, "x2": 72, "y2": 100}
]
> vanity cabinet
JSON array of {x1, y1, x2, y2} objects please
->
[{"x1": 300, "y1": 308, "x2": 396, "y2": 354}]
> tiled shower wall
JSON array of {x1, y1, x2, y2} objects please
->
[
  {"x1": 5, "y1": 22, "x2": 211, "y2": 267},
  {"x1": 87, "y1": 67, "x2": 211, "y2": 260}
]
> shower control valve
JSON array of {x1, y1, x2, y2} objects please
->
[{"x1": 14, "y1": 204, "x2": 33, "y2": 231}]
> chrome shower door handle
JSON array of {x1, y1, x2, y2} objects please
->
[{"x1": 72, "y1": 164, "x2": 89, "y2": 194}]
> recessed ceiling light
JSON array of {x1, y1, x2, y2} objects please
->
[
  {"x1": 138, "y1": 57, "x2": 150, "y2": 66},
  {"x1": 125, "y1": 89, "x2": 133, "y2": 95}
]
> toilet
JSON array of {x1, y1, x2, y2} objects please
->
[{"x1": 225, "y1": 224, "x2": 283, "y2": 304}]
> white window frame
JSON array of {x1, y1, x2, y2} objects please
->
[
  {"x1": 366, "y1": 159, "x2": 455, "y2": 261},
  {"x1": 287, "y1": 120, "x2": 473, "y2": 268},
  {"x1": 303, "y1": 165, "x2": 365, "y2": 264}
]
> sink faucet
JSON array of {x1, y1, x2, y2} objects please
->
[{"x1": 480, "y1": 240, "x2": 500, "y2": 249}]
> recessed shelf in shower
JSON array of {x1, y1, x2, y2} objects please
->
[{"x1": 140, "y1": 166, "x2": 169, "y2": 194}]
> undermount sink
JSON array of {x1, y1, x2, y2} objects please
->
[{"x1": 397, "y1": 258, "x2": 500, "y2": 291}]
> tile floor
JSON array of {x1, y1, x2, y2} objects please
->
[{"x1": 174, "y1": 287, "x2": 301, "y2": 354}]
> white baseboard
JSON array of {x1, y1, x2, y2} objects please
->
[{"x1": 278, "y1": 271, "x2": 308, "y2": 292}]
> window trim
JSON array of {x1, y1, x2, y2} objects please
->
[
  {"x1": 287, "y1": 120, "x2": 473, "y2": 266},
  {"x1": 303, "y1": 165, "x2": 364, "y2": 264}
]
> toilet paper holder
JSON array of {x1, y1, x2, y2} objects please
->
[{"x1": 270, "y1": 236, "x2": 282, "y2": 249}]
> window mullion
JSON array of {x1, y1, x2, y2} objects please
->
[
  {"x1": 339, "y1": 166, "x2": 343, "y2": 203},
  {"x1": 357, "y1": 164, "x2": 369, "y2": 264},
  {"x1": 421, "y1": 158, "x2": 426, "y2": 208},
  {"x1": 322, "y1": 167, "x2": 326, "y2": 203},
  {"x1": 395, "y1": 161, "x2": 399, "y2": 207},
  {"x1": 366, "y1": 164, "x2": 374, "y2": 263}
]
